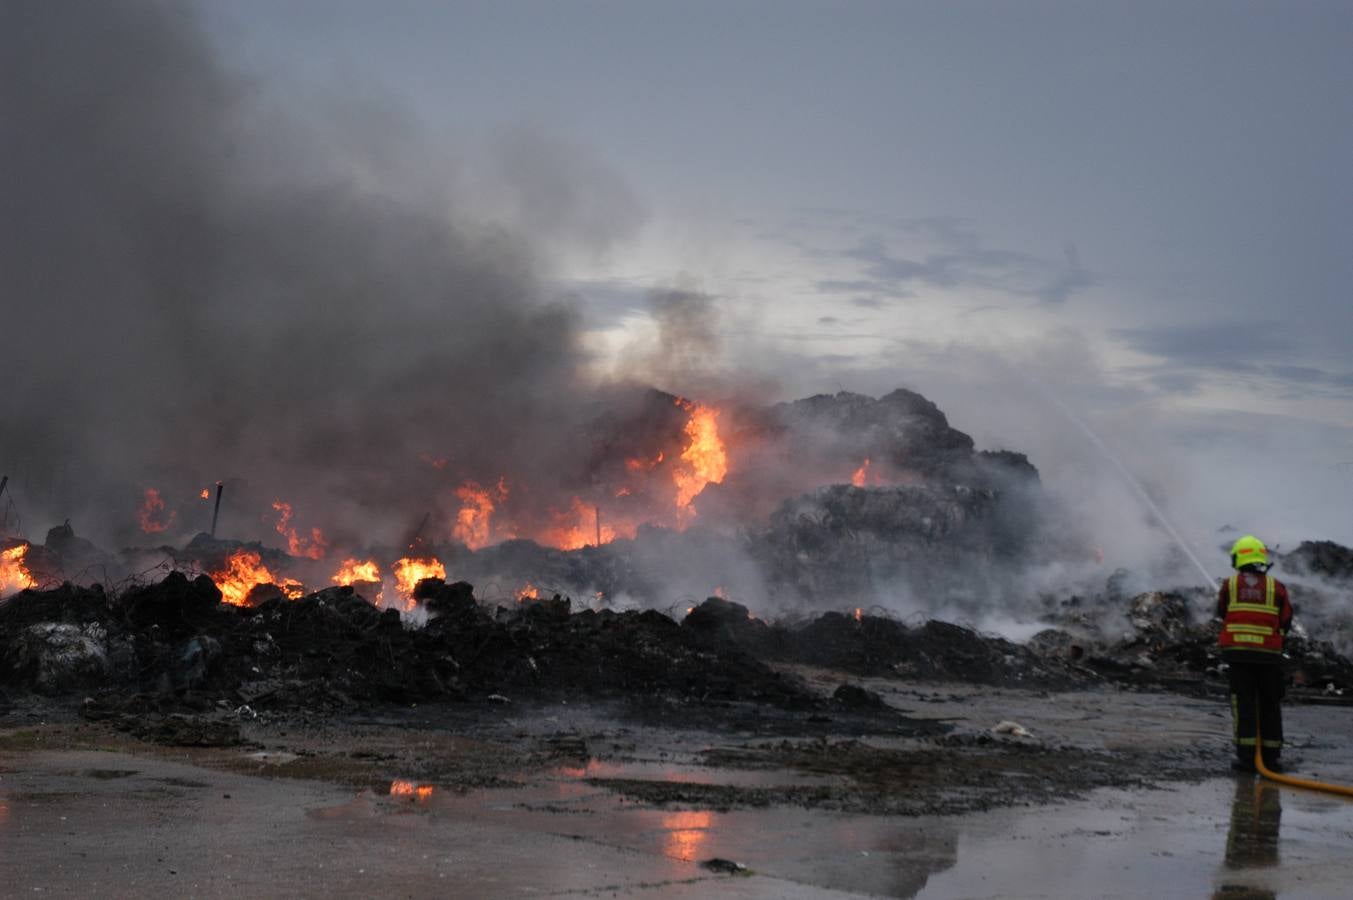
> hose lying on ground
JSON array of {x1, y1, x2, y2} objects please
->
[{"x1": 1255, "y1": 723, "x2": 1353, "y2": 798}]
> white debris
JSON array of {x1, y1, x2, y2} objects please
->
[{"x1": 992, "y1": 720, "x2": 1033, "y2": 738}]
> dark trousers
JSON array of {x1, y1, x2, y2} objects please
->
[{"x1": 1228, "y1": 660, "x2": 1284, "y2": 764}]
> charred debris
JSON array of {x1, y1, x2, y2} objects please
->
[
  {"x1": 3, "y1": 388, "x2": 1353, "y2": 737},
  {"x1": 3, "y1": 550, "x2": 1353, "y2": 735}
]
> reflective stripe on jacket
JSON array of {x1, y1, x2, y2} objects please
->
[{"x1": 1219, "y1": 574, "x2": 1284, "y2": 654}]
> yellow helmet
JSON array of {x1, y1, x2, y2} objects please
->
[{"x1": 1230, "y1": 535, "x2": 1269, "y2": 569}]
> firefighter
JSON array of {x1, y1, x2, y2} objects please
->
[{"x1": 1217, "y1": 535, "x2": 1293, "y2": 773}]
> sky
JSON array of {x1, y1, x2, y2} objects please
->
[
  {"x1": 195, "y1": 0, "x2": 1353, "y2": 555},
  {"x1": 53, "y1": 1, "x2": 1353, "y2": 560}
]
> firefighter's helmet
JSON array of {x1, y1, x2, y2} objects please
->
[{"x1": 1230, "y1": 535, "x2": 1269, "y2": 570}]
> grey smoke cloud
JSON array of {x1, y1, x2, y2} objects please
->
[{"x1": 0, "y1": 1, "x2": 632, "y2": 547}]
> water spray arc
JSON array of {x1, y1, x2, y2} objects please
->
[{"x1": 1038, "y1": 387, "x2": 1217, "y2": 591}]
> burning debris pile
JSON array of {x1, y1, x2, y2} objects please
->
[
  {"x1": 4, "y1": 552, "x2": 1352, "y2": 722},
  {"x1": 3, "y1": 386, "x2": 1352, "y2": 721},
  {"x1": 21, "y1": 387, "x2": 1055, "y2": 616}
]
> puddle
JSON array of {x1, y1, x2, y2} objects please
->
[
  {"x1": 243, "y1": 750, "x2": 298, "y2": 765},
  {"x1": 551, "y1": 757, "x2": 847, "y2": 787},
  {"x1": 314, "y1": 770, "x2": 1353, "y2": 898}
]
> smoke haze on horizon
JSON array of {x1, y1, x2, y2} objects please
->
[{"x1": 3, "y1": 1, "x2": 1351, "y2": 601}]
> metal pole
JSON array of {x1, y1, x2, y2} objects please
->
[{"x1": 210, "y1": 482, "x2": 224, "y2": 538}]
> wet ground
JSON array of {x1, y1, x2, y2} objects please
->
[{"x1": 2, "y1": 675, "x2": 1352, "y2": 898}]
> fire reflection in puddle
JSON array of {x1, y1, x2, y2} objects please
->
[{"x1": 660, "y1": 810, "x2": 713, "y2": 861}]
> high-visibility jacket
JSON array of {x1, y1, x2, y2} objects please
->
[{"x1": 1217, "y1": 572, "x2": 1292, "y2": 655}]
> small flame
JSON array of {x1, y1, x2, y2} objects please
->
[
  {"x1": 271, "y1": 500, "x2": 328, "y2": 560},
  {"x1": 625, "y1": 450, "x2": 665, "y2": 472},
  {"x1": 452, "y1": 479, "x2": 506, "y2": 550},
  {"x1": 713, "y1": 586, "x2": 726, "y2": 599},
  {"x1": 672, "y1": 399, "x2": 727, "y2": 523},
  {"x1": 332, "y1": 558, "x2": 381, "y2": 584},
  {"x1": 393, "y1": 556, "x2": 446, "y2": 610},
  {"x1": 137, "y1": 488, "x2": 176, "y2": 534},
  {"x1": 1, "y1": 543, "x2": 36, "y2": 596},
  {"x1": 200, "y1": 488, "x2": 211, "y2": 500},
  {"x1": 331, "y1": 558, "x2": 383, "y2": 605},
  {"x1": 853, "y1": 607, "x2": 863, "y2": 622},
  {"x1": 539, "y1": 497, "x2": 618, "y2": 550},
  {"x1": 516, "y1": 583, "x2": 540, "y2": 602},
  {"x1": 851, "y1": 459, "x2": 871, "y2": 487},
  {"x1": 389, "y1": 780, "x2": 435, "y2": 802},
  {"x1": 210, "y1": 549, "x2": 302, "y2": 607}
]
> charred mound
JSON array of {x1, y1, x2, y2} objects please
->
[{"x1": 0, "y1": 574, "x2": 813, "y2": 711}]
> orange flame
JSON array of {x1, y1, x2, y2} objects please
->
[
  {"x1": 209, "y1": 549, "x2": 303, "y2": 607},
  {"x1": 1, "y1": 544, "x2": 36, "y2": 596},
  {"x1": 516, "y1": 583, "x2": 540, "y2": 602},
  {"x1": 851, "y1": 458, "x2": 885, "y2": 487},
  {"x1": 625, "y1": 450, "x2": 665, "y2": 472},
  {"x1": 137, "y1": 488, "x2": 176, "y2": 534},
  {"x1": 271, "y1": 500, "x2": 328, "y2": 560},
  {"x1": 332, "y1": 558, "x2": 381, "y2": 584},
  {"x1": 538, "y1": 497, "x2": 618, "y2": 550},
  {"x1": 332, "y1": 558, "x2": 383, "y2": 606},
  {"x1": 199, "y1": 488, "x2": 210, "y2": 500},
  {"x1": 853, "y1": 607, "x2": 863, "y2": 622},
  {"x1": 393, "y1": 556, "x2": 446, "y2": 609},
  {"x1": 389, "y1": 780, "x2": 435, "y2": 802},
  {"x1": 452, "y1": 480, "x2": 506, "y2": 550},
  {"x1": 672, "y1": 399, "x2": 727, "y2": 522}
]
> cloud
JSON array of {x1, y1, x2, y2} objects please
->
[
  {"x1": 791, "y1": 214, "x2": 1096, "y2": 307},
  {"x1": 1113, "y1": 322, "x2": 1293, "y2": 365},
  {"x1": 840, "y1": 231, "x2": 1094, "y2": 306},
  {"x1": 1114, "y1": 322, "x2": 1353, "y2": 399}
]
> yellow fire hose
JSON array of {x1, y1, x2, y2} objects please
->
[{"x1": 1254, "y1": 722, "x2": 1353, "y2": 798}]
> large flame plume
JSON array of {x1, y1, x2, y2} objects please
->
[
  {"x1": 435, "y1": 398, "x2": 729, "y2": 551},
  {"x1": 672, "y1": 399, "x2": 728, "y2": 522},
  {"x1": 1, "y1": 544, "x2": 36, "y2": 596}
]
